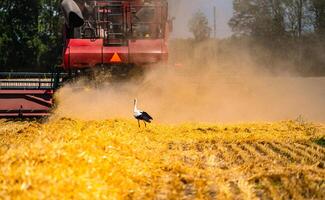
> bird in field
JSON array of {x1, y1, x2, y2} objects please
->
[{"x1": 133, "y1": 98, "x2": 153, "y2": 127}]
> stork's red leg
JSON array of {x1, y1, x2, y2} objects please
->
[{"x1": 138, "y1": 120, "x2": 140, "y2": 127}]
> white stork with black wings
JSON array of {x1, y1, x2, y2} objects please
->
[{"x1": 133, "y1": 99, "x2": 153, "y2": 127}]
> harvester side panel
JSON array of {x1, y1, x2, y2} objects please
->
[
  {"x1": 128, "y1": 39, "x2": 167, "y2": 64},
  {"x1": 66, "y1": 39, "x2": 103, "y2": 69},
  {"x1": 0, "y1": 90, "x2": 53, "y2": 117},
  {"x1": 0, "y1": 72, "x2": 63, "y2": 118}
]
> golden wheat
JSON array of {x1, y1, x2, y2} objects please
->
[{"x1": 0, "y1": 119, "x2": 324, "y2": 199}]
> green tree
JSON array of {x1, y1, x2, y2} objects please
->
[
  {"x1": 283, "y1": 0, "x2": 311, "y2": 38},
  {"x1": 229, "y1": 0, "x2": 286, "y2": 40},
  {"x1": 0, "y1": 0, "x2": 40, "y2": 70},
  {"x1": 311, "y1": 0, "x2": 325, "y2": 36},
  {"x1": 228, "y1": 0, "x2": 325, "y2": 75},
  {"x1": 0, "y1": 0, "x2": 62, "y2": 71},
  {"x1": 188, "y1": 10, "x2": 211, "y2": 41},
  {"x1": 37, "y1": 0, "x2": 63, "y2": 70}
]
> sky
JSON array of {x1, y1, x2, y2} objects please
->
[{"x1": 168, "y1": 0, "x2": 233, "y2": 38}]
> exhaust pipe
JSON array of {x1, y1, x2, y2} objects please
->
[{"x1": 61, "y1": 0, "x2": 84, "y2": 28}]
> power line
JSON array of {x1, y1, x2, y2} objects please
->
[{"x1": 213, "y1": 6, "x2": 216, "y2": 38}]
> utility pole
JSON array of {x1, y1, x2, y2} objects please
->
[{"x1": 213, "y1": 6, "x2": 216, "y2": 39}]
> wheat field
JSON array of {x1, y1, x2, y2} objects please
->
[{"x1": 0, "y1": 118, "x2": 324, "y2": 199}]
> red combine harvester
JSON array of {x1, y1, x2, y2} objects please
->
[
  {"x1": 0, "y1": 0, "x2": 171, "y2": 118},
  {"x1": 62, "y1": 0, "x2": 170, "y2": 76}
]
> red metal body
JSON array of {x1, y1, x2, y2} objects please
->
[
  {"x1": 64, "y1": 38, "x2": 168, "y2": 69},
  {"x1": 63, "y1": 0, "x2": 170, "y2": 71},
  {"x1": 0, "y1": 72, "x2": 62, "y2": 118},
  {"x1": 0, "y1": 90, "x2": 53, "y2": 117}
]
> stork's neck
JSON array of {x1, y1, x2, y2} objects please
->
[{"x1": 134, "y1": 99, "x2": 138, "y2": 112}]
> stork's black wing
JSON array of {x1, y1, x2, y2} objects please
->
[{"x1": 141, "y1": 112, "x2": 153, "y2": 122}]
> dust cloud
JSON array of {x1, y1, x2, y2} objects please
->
[
  {"x1": 53, "y1": 1, "x2": 324, "y2": 123},
  {"x1": 53, "y1": 39, "x2": 325, "y2": 123}
]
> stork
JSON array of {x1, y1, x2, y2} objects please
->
[{"x1": 133, "y1": 98, "x2": 153, "y2": 127}]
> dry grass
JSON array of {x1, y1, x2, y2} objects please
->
[{"x1": 0, "y1": 119, "x2": 324, "y2": 199}]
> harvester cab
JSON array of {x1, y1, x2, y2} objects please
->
[{"x1": 61, "y1": 0, "x2": 170, "y2": 75}]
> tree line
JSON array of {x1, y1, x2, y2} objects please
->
[
  {"x1": 230, "y1": 0, "x2": 325, "y2": 39},
  {"x1": 188, "y1": 0, "x2": 325, "y2": 75},
  {"x1": 0, "y1": 0, "x2": 62, "y2": 72},
  {"x1": 228, "y1": 0, "x2": 325, "y2": 75}
]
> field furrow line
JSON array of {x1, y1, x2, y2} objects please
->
[
  {"x1": 282, "y1": 143, "x2": 321, "y2": 164},
  {"x1": 251, "y1": 143, "x2": 268, "y2": 156},
  {"x1": 304, "y1": 143, "x2": 325, "y2": 156},
  {"x1": 310, "y1": 143, "x2": 325, "y2": 159},
  {"x1": 241, "y1": 143, "x2": 267, "y2": 161},
  {"x1": 226, "y1": 144, "x2": 246, "y2": 165},
  {"x1": 230, "y1": 144, "x2": 254, "y2": 162},
  {"x1": 266, "y1": 143, "x2": 297, "y2": 163},
  {"x1": 216, "y1": 143, "x2": 242, "y2": 166},
  {"x1": 275, "y1": 142, "x2": 312, "y2": 164},
  {"x1": 254, "y1": 143, "x2": 285, "y2": 165},
  {"x1": 293, "y1": 143, "x2": 325, "y2": 161}
]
